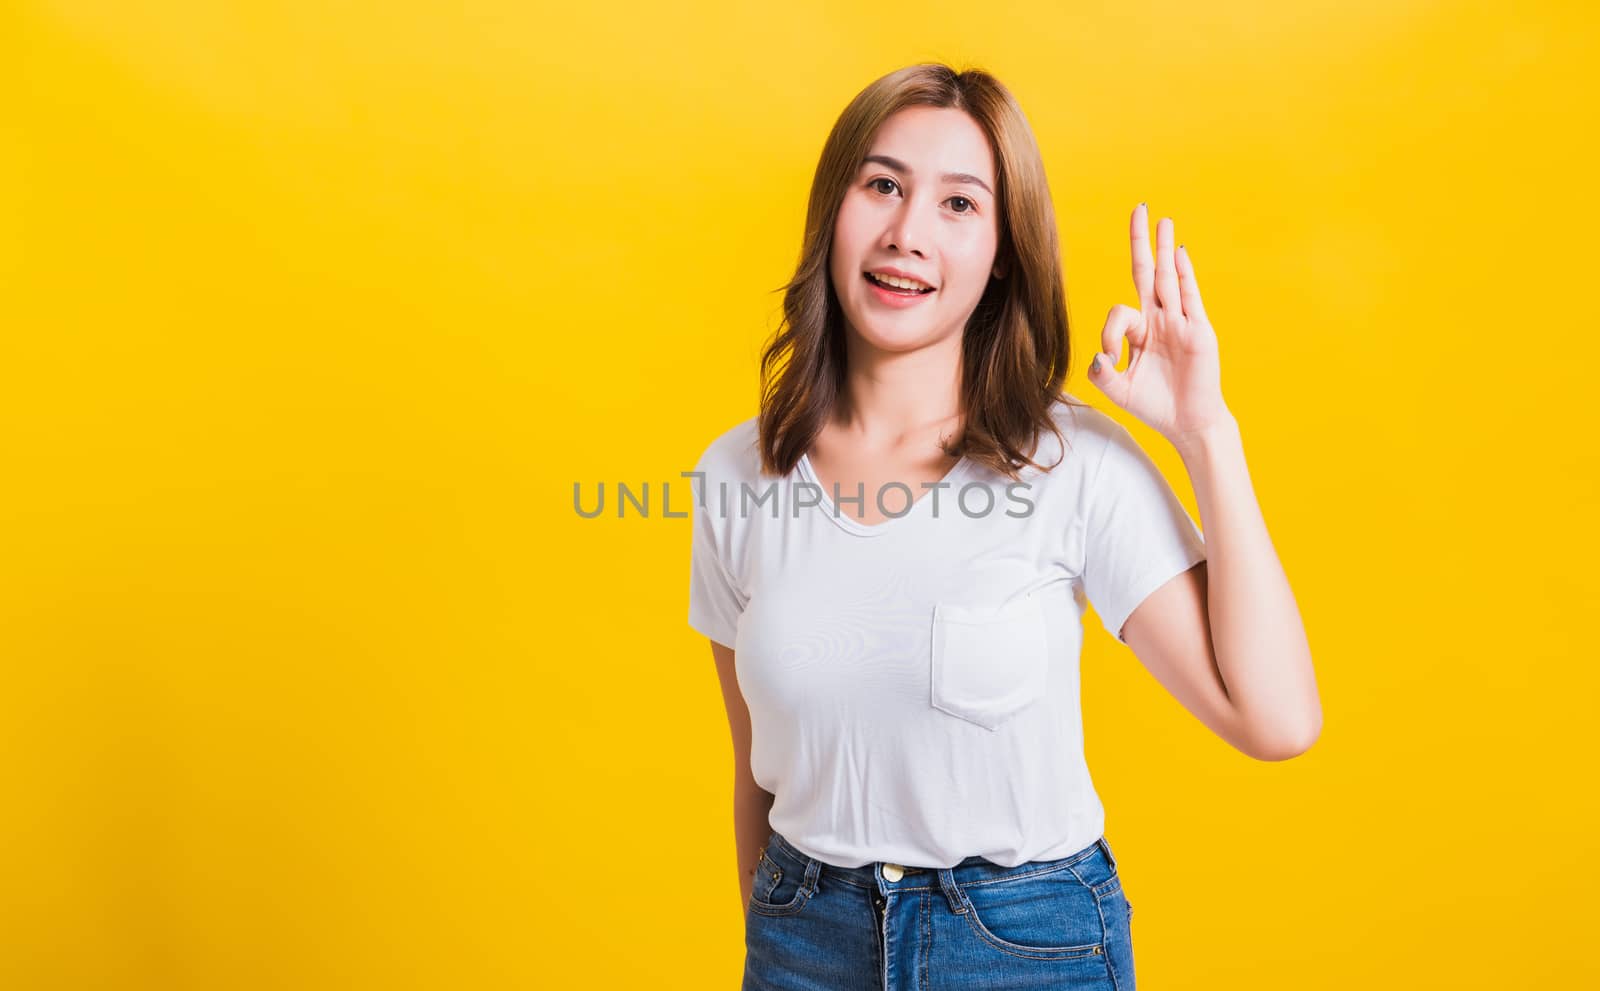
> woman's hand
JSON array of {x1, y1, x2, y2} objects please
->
[{"x1": 1087, "y1": 203, "x2": 1234, "y2": 445}]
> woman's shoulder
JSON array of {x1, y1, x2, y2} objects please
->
[
  {"x1": 1035, "y1": 393, "x2": 1120, "y2": 470},
  {"x1": 690, "y1": 414, "x2": 763, "y2": 484},
  {"x1": 1048, "y1": 391, "x2": 1119, "y2": 433}
]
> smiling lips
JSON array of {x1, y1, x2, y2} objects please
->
[
  {"x1": 863, "y1": 271, "x2": 936, "y2": 308},
  {"x1": 864, "y1": 270, "x2": 936, "y2": 294},
  {"x1": 864, "y1": 272, "x2": 934, "y2": 294}
]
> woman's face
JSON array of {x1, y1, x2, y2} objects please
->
[{"x1": 829, "y1": 106, "x2": 1002, "y2": 355}]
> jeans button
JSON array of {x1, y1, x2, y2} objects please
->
[{"x1": 882, "y1": 863, "x2": 904, "y2": 881}]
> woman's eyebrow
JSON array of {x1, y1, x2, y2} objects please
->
[{"x1": 861, "y1": 154, "x2": 993, "y2": 197}]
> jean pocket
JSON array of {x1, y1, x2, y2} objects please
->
[
  {"x1": 748, "y1": 842, "x2": 816, "y2": 918},
  {"x1": 930, "y1": 593, "x2": 1049, "y2": 731},
  {"x1": 957, "y1": 867, "x2": 1107, "y2": 960}
]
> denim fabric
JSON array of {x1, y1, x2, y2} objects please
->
[{"x1": 743, "y1": 829, "x2": 1136, "y2": 990}]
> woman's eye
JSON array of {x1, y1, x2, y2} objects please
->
[{"x1": 868, "y1": 178, "x2": 977, "y2": 216}]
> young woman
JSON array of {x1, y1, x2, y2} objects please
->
[{"x1": 687, "y1": 63, "x2": 1320, "y2": 991}]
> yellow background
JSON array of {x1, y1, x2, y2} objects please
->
[{"x1": 9, "y1": 1, "x2": 1598, "y2": 986}]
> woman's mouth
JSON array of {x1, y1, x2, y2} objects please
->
[{"x1": 864, "y1": 271, "x2": 936, "y2": 306}]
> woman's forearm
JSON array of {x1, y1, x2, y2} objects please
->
[
  {"x1": 1173, "y1": 414, "x2": 1321, "y2": 757},
  {"x1": 735, "y1": 781, "x2": 776, "y2": 916}
]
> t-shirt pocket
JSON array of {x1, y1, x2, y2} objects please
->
[{"x1": 929, "y1": 592, "x2": 1049, "y2": 731}]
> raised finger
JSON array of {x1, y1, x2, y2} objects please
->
[
  {"x1": 1130, "y1": 203, "x2": 1155, "y2": 313},
  {"x1": 1176, "y1": 244, "x2": 1207, "y2": 322},
  {"x1": 1154, "y1": 216, "x2": 1181, "y2": 313}
]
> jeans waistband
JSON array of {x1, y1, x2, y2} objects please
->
[{"x1": 766, "y1": 829, "x2": 1116, "y2": 894}]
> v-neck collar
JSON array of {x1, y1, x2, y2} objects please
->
[{"x1": 796, "y1": 451, "x2": 973, "y2": 538}]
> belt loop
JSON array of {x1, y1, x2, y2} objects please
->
[
  {"x1": 935, "y1": 867, "x2": 966, "y2": 915},
  {"x1": 801, "y1": 855, "x2": 823, "y2": 896},
  {"x1": 1097, "y1": 834, "x2": 1119, "y2": 874}
]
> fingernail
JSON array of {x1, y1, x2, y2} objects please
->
[{"x1": 1090, "y1": 354, "x2": 1101, "y2": 374}]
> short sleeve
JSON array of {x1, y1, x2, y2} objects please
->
[
  {"x1": 687, "y1": 466, "x2": 746, "y2": 650},
  {"x1": 1080, "y1": 420, "x2": 1207, "y2": 644}
]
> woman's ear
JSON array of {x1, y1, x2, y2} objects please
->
[{"x1": 992, "y1": 247, "x2": 1011, "y2": 280}]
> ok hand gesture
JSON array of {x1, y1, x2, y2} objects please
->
[{"x1": 1088, "y1": 203, "x2": 1234, "y2": 445}]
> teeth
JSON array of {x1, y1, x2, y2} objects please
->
[{"x1": 868, "y1": 271, "x2": 932, "y2": 292}]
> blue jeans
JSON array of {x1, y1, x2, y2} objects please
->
[{"x1": 743, "y1": 829, "x2": 1136, "y2": 990}]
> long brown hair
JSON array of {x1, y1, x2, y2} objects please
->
[{"x1": 756, "y1": 62, "x2": 1088, "y2": 482}]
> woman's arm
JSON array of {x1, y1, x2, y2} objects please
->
[
  {"x1": 1092, "y1": 204, "x2": 1321, "y2": 759},
  {"x1": 1178, "y1": 417, "x2": 1319, "y2": 757},
  {"x1": 711, "y1": 641, "x2": 775, "y2": 917},
  {"x1": 1122, "y1": 416, "x2": 1321, "y2": 760}
]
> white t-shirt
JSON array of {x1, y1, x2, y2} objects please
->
[{"x1": 686, "y1": 394, "x2": 1206, "y2": 869}]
